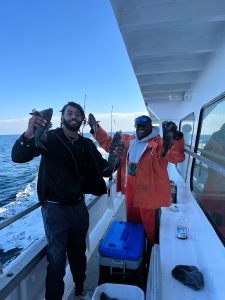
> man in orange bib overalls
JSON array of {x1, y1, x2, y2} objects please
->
[{"x1": 89, "y1": 114, "x2": 185, "y2": 246}]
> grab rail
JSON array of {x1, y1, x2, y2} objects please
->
[
  {"x1": 0, "y1": 178, "x2": 119, "y2": 300},
  {"x1": 0, "y1": 178, "x2": 115, "y2": 231},
  {"x1": 185, "y1": 148, "x2": 225, "y2": 177},
  {"x1": 0, "y1": 202, "x2": 41, "y2": 231}
]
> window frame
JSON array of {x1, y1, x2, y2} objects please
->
[
  {"x1": 176, "y1": 112, "x2": 195, "y2": 181},
  {"x1": 190, "y1": 92, "x2": 225, "y2": 246}
]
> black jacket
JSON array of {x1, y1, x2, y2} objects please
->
[{"x1": 11, "y1": 128, "x2": 110, "y2": 204}]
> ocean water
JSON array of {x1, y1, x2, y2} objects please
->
[{"x1": 0, "y1": 133, "x2": 110, "y2": 269}]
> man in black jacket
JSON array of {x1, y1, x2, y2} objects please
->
[{"x1": 11, "y1": 102, "x2": 119, "y2": 300}]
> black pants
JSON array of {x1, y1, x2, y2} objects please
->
[{"x1": 41, "y1": 201, "x2": 89, "y2": 300}]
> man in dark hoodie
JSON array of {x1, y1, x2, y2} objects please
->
[
  {"x1": 88, "y1": 114, "x2": 185, "y2": 246},
  {"x1": 11, "y1": 102, "x2": 120, "y2": 300}
]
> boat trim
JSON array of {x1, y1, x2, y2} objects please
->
[
  {"x1": 0, "y1": 237, "x2": 47, "y2": 300},
  {"x1": 185, "y1": 148, "x2": 225, "y2": 177},
  {"x1": 0, "y1": 202, "x2": 41, "y2": 230},
  {"x1": 0, "y1": 178, "x2": 117, "y2": 299}
]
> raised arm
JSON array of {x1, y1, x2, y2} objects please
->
[
  {"x1": 88, "y1": 113, "x2": 113, "y2": 152},
  {"x1": 11, "y1": 111, "x2": 48, "y2": 163},
  {"x1": 161, "y1": 121, "x2": 185, "y2": 163}
]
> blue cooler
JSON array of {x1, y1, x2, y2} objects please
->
[{"x1": 98, "y1": 221, "x2": 145, "y2": 287}]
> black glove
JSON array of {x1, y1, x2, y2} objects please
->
[
  {"x1": 161, "y1": 121, "x2": 183, "y2": 157},
  {"x1": 88, "y1": 113, "x2": 99, "y2": 135},
  {"x1": 172, "y1": 265, "x2": 204, "y2": 291}
]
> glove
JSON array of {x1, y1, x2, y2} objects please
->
[
  {"x1": 88, "y1": 113, "x2": 99, "y2": 135},
  {"x1": 161, "y1": 121, "x2": 183, "y2": 157},
  {"x1": 172, "y1": 265, "x2": 204, "y2": 291}
]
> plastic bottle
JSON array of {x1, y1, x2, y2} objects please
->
[{"x1": 176, "y1": 217, "x2": 188, "y2": 239}]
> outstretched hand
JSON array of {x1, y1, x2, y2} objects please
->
[
  {"x1": 161, "y1": 121, "x2": 183, "y2": 157},
  {"x1": 25, "y1": 110, "x2": 48, "y2": 139},
  {"x1": 162, "y1": 121, "x2": 177, "y2": 134}
]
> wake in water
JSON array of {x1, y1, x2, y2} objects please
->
[{"x1": 0, "y1": 170, "x2": 44, "y2": 268}]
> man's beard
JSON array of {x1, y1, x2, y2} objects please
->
[{"x1": 62, "y1": 118, "x2": 82, "y2": 132}]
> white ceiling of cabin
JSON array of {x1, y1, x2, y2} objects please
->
[{"x1": 110, "y1": 0, "x2": 225, "y2": 114}]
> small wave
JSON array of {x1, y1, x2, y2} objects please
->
[{"x1": 16, "y1": 183, "x2": 34, "y2": 199}]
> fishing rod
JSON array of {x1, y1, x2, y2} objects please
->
[
  {"x1": 108, "y1": 104, "x2": 119, "y2": 197},
  {"x1": 81, "y1": 94, "x2": 86, "y2": 135}
]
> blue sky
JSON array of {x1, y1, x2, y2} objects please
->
[{"x1": 0, "y1": 0, "x2": 146, "y2": 134}]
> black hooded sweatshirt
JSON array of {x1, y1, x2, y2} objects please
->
[{"x1": 11, "y1": 128, "x2": 110, "y2": 204}]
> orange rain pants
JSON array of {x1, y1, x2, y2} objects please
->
[{"x1": 125, "y1": 174, "x2": 155, "y2": 246}]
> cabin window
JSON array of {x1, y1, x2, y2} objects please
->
[
  {"x1": 177, "y1": 113, "x2": 194, "y2": 180},
  {"x1": 192, "y1": 94, "x2": 225, "y2": 244}
]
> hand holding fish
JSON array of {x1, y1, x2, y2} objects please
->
[
  {"x1": 161, "y1": 121, "x2": 183, "y2": 157},
  {"x1": 109, "y1": 131, "x2": 123, "y2": 155},
  {"x1": 112, "y1": 144, "x2": 124, "y2": 159},
  {"x1": 24, "y1": 113, "x2": 46, "y2": 139},
  {"x1": 109, "y1": 130, "x2": 123, "y2": 152},
  {"x1": 24, "y1": 108, "x2": 53, "y2": 151},
  {"x1": 102, "y1": 131, "x2": 123, "y2": 176}
]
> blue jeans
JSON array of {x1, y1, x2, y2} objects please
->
[{"x1": 42, "y1": 200, "x2": 89, "y2": 300}]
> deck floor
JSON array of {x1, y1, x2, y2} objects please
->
[{"x1": 67, "y1": 200, "x2": 126, "y2": 300}]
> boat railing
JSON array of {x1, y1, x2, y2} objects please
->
[
  {"x1": 0, "y1": 176, "x2": 122, "y2": 300},
  {"x1": 2, "y1": 147, "x2": 223, "y2": 233},
  {"x1": 0, "y1": 177, "x2": 115, "y2": 232},
  {"x1": 146, "y1": 244, "x2": 161, "y2": 300},
  {"x1": 185, "y1": 148, "x2": 225, "y2": 177},
  {"x1": 0, "y1": 202, "x2": 41, "y2": 231}
]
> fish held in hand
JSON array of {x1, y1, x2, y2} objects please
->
[
  {"x1": 102, "y1": 131, "x2": 123, "y2": 177},
  {"x1": 88, "y1": 113, "x2": 99, "y2": 135},
  {"x1": 30, "y1": 108, "x2": 53, "y2": 151},
  {"x1": 109, "y1": 131, "x2": 123, "y2": 154},
  {"x1": 161, "y1": 121, "x2": 177, "y2": 158}
]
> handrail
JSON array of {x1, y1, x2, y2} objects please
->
[
  {"x1": 0, "y1": 179, "x2": 117, "y2": 300},
  {"x1": 0, "y1": 177, "x2": 115, "y2": 231},
  {"x1": 2, "y1": 148, "x2": 224, "y2": 233},
  {"x1": 0, "y1": 237, "x2": 47, "y2": 300},
  {"x1": 2, "y1": 149, "x2": 224, "y2": 233},
  {"x1": 0, "y1": 202, "x2": 41, "y2": 230},
  {"x1": 185, "y1": 148, "x2": 225, "y2": 177}
]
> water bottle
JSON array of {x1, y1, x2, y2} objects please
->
[{"x1": 176, "y1": 217, "x2": 188, "y2": 239}]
